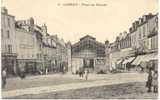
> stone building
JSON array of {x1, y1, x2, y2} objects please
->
[
  {"x1": 33, "y1": 25, "x2": 43, "y2": 72},
  {"x1": 71, "y1": 35, "x2": 106, "y2": 73},
  {"x1": 1, "y1": 7, "x2": 17, "y2": 75},
  {"x1": 106, "y1": 31, "x2": 135, "y2": 71},
  {"x1": 131, "y1": 14, "x2": 158, "y2": 70},
  {"x1": 42, "y1": 36, "x2": 57, "y2": 73},
  {"x1": 130, "y1": 21, "x2": 140, "y2": 50},
  {"x1": 130, "y1": 13, "x2": 157, "y2": 53},
  {"x1": 106, "y1": 40, "x2": 120, "y2": 71},
  {"x1": 15, "y1": 18, "x2": 39, "y2": 74},
  {"x1": 107, "y1": 13, "x2": 158, "y2": 71},
  {"x1": 39, "y1": 24, "x2": 57, "y2": 73},
  {"x1": 1, "y1": 7, "x2": 68, "y2": 75},
  {"x1": 66, "y1": 41, "x2": 72, "y2": 73},
  {"x1": 147, "y1": 14, "x2": 158, "y2": 53},
  {"x1": 55, "y1": 37, "x2": 68, "y2": 72}
]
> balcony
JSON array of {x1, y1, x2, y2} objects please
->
[{"x1": 2, "y1": 53, "x2": 17, "y2": 57}]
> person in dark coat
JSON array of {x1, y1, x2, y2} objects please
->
[
  {"x1": 152, "y1": 70, "x2": 158, "y2": 93},
  {"x1": 2, "y1": 68, "x2": 7, "y2": 88},
  {"x1": 146, "y1": 69, "x2": 153, "y2": 92}
]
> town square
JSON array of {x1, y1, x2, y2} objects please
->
[{"x1": 1, "y1": 0, "x2": 158, "y2": 99}]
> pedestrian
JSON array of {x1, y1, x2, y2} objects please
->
[
  {"x1": 82, "y1": 69, "x2": 84, "y2": 78},
  {"x1": 78, "y1": 67, "x2": 82, "y2": 77},
  {"x1": 84, "y1": 69, "x2": 89, "y2": 80},
  {"x1": 38, "y1": 69, "x2": 43, "y2": 75},
  {"x1": 20, "y1": 67, "x2": 26, "y2": 79},
  {"x1": 146, "y1": 69, "x2": 153, "y2": 92},
  {"x1": 152, "y1": 70, "x2": 158, "y2": 93},
  {"x1": 2, "y1": 68, "x2": 7, "y2": 88},
  {"x1": 45, "y1": 67, "x2": 48, "y2": 75}
]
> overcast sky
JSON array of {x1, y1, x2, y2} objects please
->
[{"x1": 2, "y1": 0, "x2": 158, "y2": 43}]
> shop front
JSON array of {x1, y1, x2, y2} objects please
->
[
  {"x1": 131, "y1": 53, "x2": 158, "y2": 71},
  {"x1": 2, "y1": 53, "x2": 17, "y2": 76},
  {"x1": 17, "y1": 59, "x2": 37, "y2": 74}
]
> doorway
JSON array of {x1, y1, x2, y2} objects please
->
[{"x1": 83, "y1": 58, "x2": 94, "y2": 68}]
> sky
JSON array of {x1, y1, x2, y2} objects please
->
[{"x1": 2, "y1": 0, "x2": 158, "y2": 43}]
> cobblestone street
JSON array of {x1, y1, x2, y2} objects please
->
[
  {"x1": 2, "y1": 72, "x2": 158, "y2": 99},
  {"x1": 10, "y1": 82, "x2": 158, "y2": 99}
]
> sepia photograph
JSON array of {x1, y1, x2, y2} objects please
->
[{"x1": 1, "y1": 0, "x2": 158, "y2": 99}]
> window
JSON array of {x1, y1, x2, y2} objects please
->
[
  {"x1": 7, "y1": 30, "x2": 10, "y2": 39},
  {"x1": 1, "y1": 29, "x2": 3, "y2": 38},
  {"x1": 5, "y1": 45, "x2": 8, "y2": 53},
  {"x1": 139, "y1": 29, "x2": 141, "y2": 39},
  {"x1": 143, "y1": 26, "x2": 145, "y2": 37},
  {"x1": 8, "y1": 45, "x2": 12, "y2": 53},
  {"x1": 21, "y1": 55, "x2": 23, "y2": 58},
  {"x1": 8, "y1": 18, "x2": 10, "y2": 27},
  {"x1": 139, "y1": 33, "x2": 141, "y2": 39}
]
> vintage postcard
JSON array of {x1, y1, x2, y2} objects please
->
[{"x1": 1, "y1": 0, "x2": 158, "y2": 99}]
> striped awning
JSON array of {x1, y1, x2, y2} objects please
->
[
  {"x1": 122, "y1": 57, "x2": 135, "y2": 64},
  {"x1": 131, "y1": 53, "x2": 157, "y2": 65},
  {"x1": 116, "y1": 59, "x2": 123, "y2": 64}
]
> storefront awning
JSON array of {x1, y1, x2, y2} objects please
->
[
  {"x1": 116, "y1": 59, "x2": 123, "y2": 64},
  {"x1": 122, "y1": 57, "x2": 135, "y2": 64},
  {"x1": 131, "y1": 53, "x2": 158, "y2": 65}
]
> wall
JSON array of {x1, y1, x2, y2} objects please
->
[
  {"x1": 16, "y1": 29, "x2": 37, "y2": 60},
  {"x1": 1, "y1": 12, "x2": 16, "y2": 54}
]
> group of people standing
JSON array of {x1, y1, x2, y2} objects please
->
[
  {"x1": 146, "y1": 68, "x2": 158, "y2": 93},
  {"x1": 78, "y1": 68, "x2": 89, "y2": 80}
]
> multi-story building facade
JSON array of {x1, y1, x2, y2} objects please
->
[
  {"x1": 34, "y1": 25, "x2": 43, "y2": 71},
  {"x1": 1, "y1": 7, "x2": 68, "y2": 75},
  {"x1": 1, "y1": 7, "x2": 17, "y2": 75},
  {"x1": 66, "y1": 41, "x2": 72, "y2": 73},
  {"x1": 130, "y1": 21, "x2": 140, "y2": 50},
  {"x1": 147, "y1": 14, "x2": 158, "y2": 52},
  {"x1": 130, "y1": 14, "x2": 156, "y2": 53},
  {"x1": 131, "y1": 14, "x2": 158, "y2": 70},
  {"x1": 107, "y1": 13, "x2": 158, "y2": 71},
  {"x1": 42, "y1": 34, "x2": 57, "y2": 73},
  {"x1": 15, "y1": 18, "x2": 39, "y2": 74},
  {"x1": 55, "y1": 37, "x2": 68, "y2": 72},
  {"x1": 106, "y1": 31, "x2": 135, "y2": 71}
]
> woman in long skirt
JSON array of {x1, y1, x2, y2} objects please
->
[
  {"x1": 84, "y1": 69, "x2": 89, "y2": 80},
  {"x1": 152, "y1": 70, "x2": 158, "y2": 93}
]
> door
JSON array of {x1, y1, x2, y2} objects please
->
[
  {"x1": 83, "y1": 58, "x2": 94, "y2": 68},
  {"x1": 90, "y1": 59, "x2": 94, "y2": 68}
]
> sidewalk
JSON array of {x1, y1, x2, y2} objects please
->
[{"x1": 2, "y1": 72, "x2": 147, "y2": 98}]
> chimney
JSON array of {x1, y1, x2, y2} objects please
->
[
  {"x1": 139, "y1": 18, "x2": 143, "y2": 24},
  {"x1": 148, "y1": 13, "x2": 153, "y2": 16},
  {"x1": 42, "y1": 24, "x2": 47, "y2": 33},
  {"x1": 143, "y1": 15, "x2": 146, "y2": 22},
  {"x1": 135, "y1": 21, "x2": 139, "y2": 28},
  {"x1": 132, "y1": 22, "x2": 136, "y2": 29},
  {"x1": 105, "y1": 40, "x2": 109, "y2": 45},
  {"x1": 129, "y1": 27, "x2": 132, "y2": 33},
  {"x1": 1, "y1": 7, "x2": 8, "y2": 14}
]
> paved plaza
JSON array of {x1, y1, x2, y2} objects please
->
[{"x1": 2, "y1": 72, "x2": 158, "y2": 99}]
